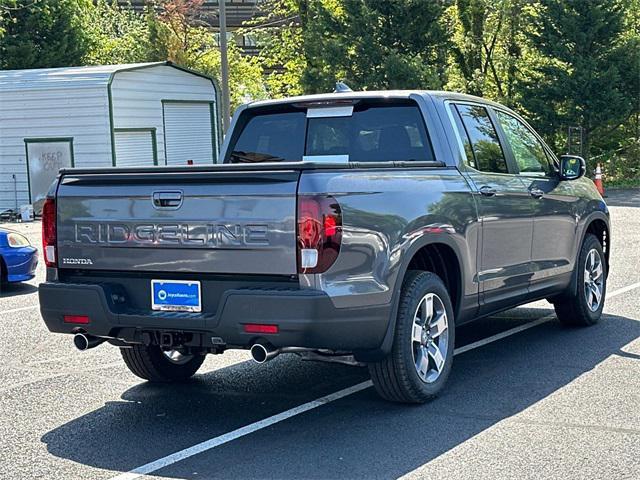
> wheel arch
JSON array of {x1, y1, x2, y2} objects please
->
[
  {"x1": 561, "y1": 212, "x2": 611, "y2": 300},
  {"x1": 355, "y1": 235, "x2": 465, "y2": 362},
  {"x1": 584, "y1": 216, "x2": 610, "y2": 275},
  {"x1": 405, "y1": 242, "x2": 463, "y2": 319}
]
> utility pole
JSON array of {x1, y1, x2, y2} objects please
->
[{"x1": 219, "y1": 0, "x2": 231, "y2": 132}]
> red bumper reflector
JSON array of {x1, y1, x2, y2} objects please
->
[
  {"x1": 243, "y1": 324, "x2": 279, "y2": 334},
  {"x1": 64, "y1": 315, "x2": 90, "y2": 324}
]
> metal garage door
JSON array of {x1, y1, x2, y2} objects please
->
[
  {"x1": 114, "y1": 130, "x2": 157, "y2": 167},
  {"x1": 163, "y1": 102, "x2": 215, "y2": 165}
]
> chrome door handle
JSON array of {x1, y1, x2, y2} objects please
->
[
  {"x1": 529, "y1": 188, "x2": 544, "y2": 199},
  {"x1": 479, "y1": 186, "x2": 497, "y2": 197}
]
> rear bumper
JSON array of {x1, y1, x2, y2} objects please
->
[{"x1": 38, "y1": 282, "x2": 390, "y2": 351}]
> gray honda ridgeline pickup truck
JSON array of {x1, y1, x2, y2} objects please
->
[{"x1": 39, "y1": 90, "x2": 610, "y2": 403}]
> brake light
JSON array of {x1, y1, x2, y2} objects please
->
[
  {"x1": 243, "y1": 324, "x2": 279, "y2": 334},
  {"x1": 42, "y1": 198, "x2": 57, "y2": 267},
  {"x1": 64, "y1": 315, "x2": 90, "y2": 324},
  {"x1": 297, "y1": 195, "x2": 342, "y2": 274}
]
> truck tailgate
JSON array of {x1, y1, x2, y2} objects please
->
[{"x1": 55, "y1": 170, "x2": 299, "y2": 275}]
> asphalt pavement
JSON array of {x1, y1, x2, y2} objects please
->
[{"x1": 0, "y1": 189, "x2": 638, "y2": 480}]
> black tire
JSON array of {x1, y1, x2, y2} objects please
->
[
  {"x1": 0, "y1": 256, "x2": 7, "y2": 294},
  {"x1": 368, "y1": 271, "x2": 455, "y2": 404},
  {"x1": 554, "y1": 233, "x2": 607, "y2": 327},
  {"x1": 120, "y1": 345, "x2": 205, "y2": 382}
]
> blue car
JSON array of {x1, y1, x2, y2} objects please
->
[{"x1": 0, "y1": 229, "x2": 38, "y2": 289}]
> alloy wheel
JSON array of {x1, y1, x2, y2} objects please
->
[
  {"x1": 584, "y1": 248, "x2": 604, "y2": 312},
  {"x1": 411, "y1": 293, "x2": 449, "y2": 383}
]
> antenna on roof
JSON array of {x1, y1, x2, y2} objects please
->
[{"x1": 334, "y1": 81, "x2": 353, "y2": 93}]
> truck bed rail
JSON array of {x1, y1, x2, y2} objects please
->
[{"x1": 59, "y1": 160, "x2": 447, "y2": 177}]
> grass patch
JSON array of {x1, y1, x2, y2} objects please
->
[{"x1": 605, "y1": 177, "x2": 640, "y2": 189}]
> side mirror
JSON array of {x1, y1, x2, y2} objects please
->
[{"x1": 559, "y1": 155, "x2": 586, "y2": 180}]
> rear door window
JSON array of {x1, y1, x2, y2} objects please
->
[
  {"x1": 454, "y1": 104, "x2": 509, "y2": 174},
  {"x1": 227, "y1": 102, "x2": 433, "y2": 163}
]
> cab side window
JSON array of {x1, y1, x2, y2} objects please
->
[
  {"x1": 449, "y1": 104, "x2": 476, "y2": 169},
  {"x1": 495, "y1": 110, "x2": 552, "y2": 175},
  {"x1": 454, "y1": 104, "x2": 509, "y2": 174}
]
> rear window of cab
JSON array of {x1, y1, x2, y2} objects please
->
[{"x1": 225, "y1": 100, "x2": 434, "y2": 163}]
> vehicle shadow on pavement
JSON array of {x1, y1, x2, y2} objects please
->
[
  {"x1": 41, "y1": 309, "x2": 639, "y2": 479},
  {"x1": 0, "y1": 282, "x2": 38, "y2": 297}
]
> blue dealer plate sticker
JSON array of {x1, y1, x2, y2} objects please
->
[{"x1": 151, "y1": 280, "x2": 202, "y2": 313}]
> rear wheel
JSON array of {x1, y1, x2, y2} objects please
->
[
  {"x1": 368, "y1": 271, "x2": 455, "y2": 403},
  {"x1": 554, "y1": 234, "x2": 606, "y2": 327},
  {"x1": 120, "y1": 345, "x2": 205, "y2": 382}
]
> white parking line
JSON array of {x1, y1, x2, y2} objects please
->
[
  {"x1": 453, "y1": 314, "x2": 556, "y2": 355},
  {"x1": 0, "y1": 279, "x2": 632, "y2": 479},
  {"x1": 109, "y1": 381, "x2": 374, "y2": 480},
  {"x1": 608, "y1": 281, "x2": 640, "y2": 299},
  {"x1": 455, "y1": 281, "x2": 640, "y2": 355},
  {"x1": 100, "y1": 279, "x2": 640, "y2": 480},
  {"x1": 110, "y1": 314, "x2": 553, "y2": 480}
]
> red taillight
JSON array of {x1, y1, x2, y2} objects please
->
[
  {"x1": 324, "y1": 215, "x2": 337, "y2": 236},
  {"x1": 243, "y1": 324, "x2": 279, "y2": 334},
  {"x1": 64, "y1": 315, "x2": 90, "y2": 324},
  {"x1": 42, "y1": 198, "x2": 57, "y2": 267},
  {"x1": 297, "y1": 195, "x2": 342, "y2": 274}
]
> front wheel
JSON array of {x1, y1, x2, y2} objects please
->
[
  {"x1": 368, "y1": 271, "x2": 455, "y2": 404},
  {"x1": 120, "y1": 345, "x2": 205, "y2": 382},
  {"x1": 554, "y1": 233, "x2": 607, "y2": 327}
]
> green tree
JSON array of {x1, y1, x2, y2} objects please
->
[
  {"x1": 0, "y1": 0, "x2": 92, "y2": 69},
  {"x1": 299, "y1": 0, "x2": 448, "y2": 93},
  {"x1": 592, "y1": 0, "x2": 640, "y2": 183},
  {"x1": 446, "y1": 0, "x2": 489, "y2": 96},
  {"x1": 444, "y1": 0, "x2": 530, "y2": 104},
  {"x1": 519, "y1": 0, "x2": 638, "y2": 162},
  {"x1": 244, "y1": 0, "x2": 306, "y2": 98},
  {"x1": 148, "y1": 0, "x2": 267, "y2": 110},
  {"x1": 83, "y1": 0, "x2": 153, "y2": 65}
]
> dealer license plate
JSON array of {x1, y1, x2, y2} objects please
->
[{"x1": 151, "y1": 280, "x2": 201, "y2": 313}]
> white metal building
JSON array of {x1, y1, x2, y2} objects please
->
[{"x1": 0, "y1": 61, "x2": 220, "y2": 213}]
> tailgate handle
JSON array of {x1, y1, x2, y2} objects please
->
[{"x1": 152, "y1": 191, "x2": 183, "y2": 209}]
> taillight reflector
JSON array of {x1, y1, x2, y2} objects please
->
[
  {"x1": 42, "y1": 198, "x2": 57, "y2": 267},
  {"x1": 243, "y1": 324, "x2": 279, "y2": 334},
  {"x1": 297, "y1": 195, "x2": 342, "y2": 274},
  {"x1": 64, "y1": 315, "x2": 90, "y2": 324}
]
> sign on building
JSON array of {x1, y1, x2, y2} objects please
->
[{"x1": 25, "y1": 138, "x2": 73, "y2": 213}]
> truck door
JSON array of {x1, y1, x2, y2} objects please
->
[
  {"x1": 492, "y1": 109, "x2": 578, "y2": 296},
  {"x1": 449, "y1": 103, "x2": 535, "y2": 310}
]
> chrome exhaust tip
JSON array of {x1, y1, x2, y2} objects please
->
[
  {"x1": 250, "y1": 343, "x2": 279, "y2": 363},
  {"x1": 73, "y1": 333, "x2": 105, "y2": 351}
]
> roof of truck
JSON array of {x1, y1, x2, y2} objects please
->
[{"x1": 247, "y1": 90, "x2": 508, "y2": 110}]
